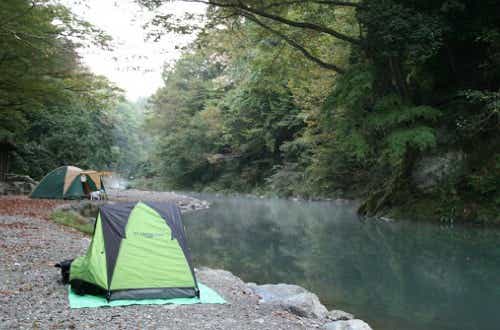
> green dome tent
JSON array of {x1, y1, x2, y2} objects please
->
[
  {"x1": 30, "y1": 166, "x2": 100, "y2": 199},
  {"x1": 69, "y1": 201, "x2": 199, "y2": 301}
]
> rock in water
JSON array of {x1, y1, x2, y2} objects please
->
[
  {"x1": 247, "y1": 283, "x2": 328, "y2": 318},
  {"x1": 323, "y1": 319, "x2": 373, "y2": 330}
]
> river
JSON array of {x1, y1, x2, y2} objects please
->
[{"x1": 182, "y1": 193, "x2": 500, "y2": 330}]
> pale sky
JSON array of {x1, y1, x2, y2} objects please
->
[{"x1": 63, "y1": 0, "x2": 206, "y2": 100}]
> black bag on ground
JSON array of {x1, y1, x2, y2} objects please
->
[{"x1": 54, "y1": 259, "x2": 74, "y2": 284}]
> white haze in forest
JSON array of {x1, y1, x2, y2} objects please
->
[{"x1": 63, "y1": 0, "x2": 206, "y2": 100}]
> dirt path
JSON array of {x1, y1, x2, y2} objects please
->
[{"x1": 0, "y1": 198, "x2": 325, "y2": 329}]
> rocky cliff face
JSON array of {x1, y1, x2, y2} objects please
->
[{"x1": 411, "y1": 151, "x2": 466, "y2": 192}]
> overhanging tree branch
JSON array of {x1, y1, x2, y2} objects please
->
[
  {"x1": 175, "y1": 0, "x2": 362, "y2": 45},
  {"x1": 262, "y1": 1, "x2": 361, "y2": 10},
  {"x1": 238, "y1": 2, "x2": 361, "y2": 45},
  {"x1": 241, "y1": 12, "x2": 346, "y2": 74}
]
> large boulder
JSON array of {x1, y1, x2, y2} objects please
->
[
  {"x1": 327, "y1": 310, "x2": 354, "y2": 321},
  {"x1": 323, "y1": 319, "x2": 373, "y2": 330},
  {"x1": 0, "y1": 174, "x2": 37, "y2": 195},
  {"x1": 5, "y1": 174, "x2": 37, "y2": 185},
  {"x1": 412, "y1": 151, "x2": 466, "y2": 192},
  {"x1": 195, "y1": 268, "x2": 370, "y2": 327},
  {"x1": 247, "y1": 283, "x2": 328, "y2": 319},
  {"x1": 0, "y1": 181, "x2": 8, "y2": 195}
]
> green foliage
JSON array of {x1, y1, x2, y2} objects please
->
[
  {"x1": 365, "y1": 95, "x2": 441, "y2": 164},
  {"x1": 5, "y1": 0, "x2": 499, "y2": 222},
  {"x1": 384, "y1": 127, "x2": 437, "y2": 162},
  {"x1": 367, "y1": 97, "x2": 441, "y2": 130},
  {"x1": 111, "y1": 100, "x2": 152, "y2": 177},
  {"x1": 51, "y1": 210, "x2": 93, "y2": 235},
  {"x1": 306, "y1": 65, "x2": 376, "y2": 195},
  {"x1": 1, "y1": 0, "x2": 143, "y2": 179},
  {"x1": 266, "y1": 162, "x2": 313, "y2": 198},
  {"x1": 146, "y1": 28, "x2": 305, "y2": 190},
  {"x1": 359, "y1": 1, "x2": 445, "y2": 63},
  {"x1": 138, "y1": 0, "x2": 499, "y2": 222},
  {"x1": 146, "y1": 52, "x2": 224, "y2": 187},
  {"x1": 13, "y1": 106, "x2": 117, "y2": 179},
  {"x1": 467, "y1": 154, "x2": 500, "y2": 203}
]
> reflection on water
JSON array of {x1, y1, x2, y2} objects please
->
[{"x1": 183, "y1": 195, "x2": 500, "y2": 330}]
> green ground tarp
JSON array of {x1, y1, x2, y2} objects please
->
[{"x1": 68, "y1": 283, "x2": 226, "y2": 309}]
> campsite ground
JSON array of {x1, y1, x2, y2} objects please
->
[{"x1": 0, "y1": 195, "x2": 332, "y2": 330}]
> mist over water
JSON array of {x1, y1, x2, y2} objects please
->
[
  {"x1": 183, "y1": 194, "x2": 500, "y2": 330},
  {"x1": 102, "y1": 175, "x2": 128, "y2": 190}
]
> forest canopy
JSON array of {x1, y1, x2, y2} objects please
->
[
  {"x1": 140, "y1": 0, "x2": 499, "y2": 223},
  {"x1": 3, "y1": 0, "x2": 498, "y2": 223},
  {"x1": 1, "y1": 0, "x2": 146, "y2": 179}
]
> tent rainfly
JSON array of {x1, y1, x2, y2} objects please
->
[
  {"x1": 30, "y1": 166, "x2": 102, "y2": 199},
  {"x1": 69, "y1": 201, "x2": 199, "y2": 301}
]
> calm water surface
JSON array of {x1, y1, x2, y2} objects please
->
[{"x1": 182, "y1": 194, "x2": 500, "y2": 330}]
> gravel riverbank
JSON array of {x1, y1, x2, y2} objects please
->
[
  {"x1": 106, "y1": 189, "x2": 210, "y2": 212},
  {"x1": 0, "y1": 194, "x2": 372, "y2": 330}
]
